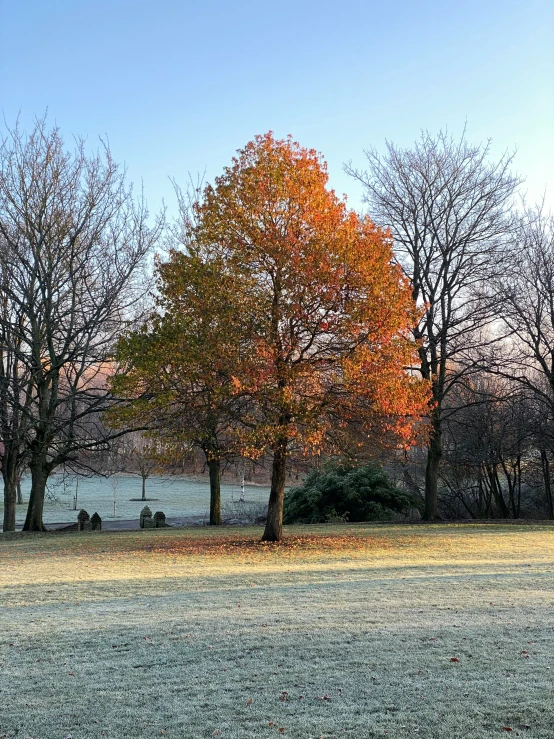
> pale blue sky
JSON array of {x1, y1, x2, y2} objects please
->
[{"x1": 1, "y1": 0, "x2": 553, "y2": 215}]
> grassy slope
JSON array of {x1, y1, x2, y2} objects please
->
[{"x1": 0, "y1": 524, "x2": 553, "y2": 739}]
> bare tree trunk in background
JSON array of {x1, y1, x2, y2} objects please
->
[
  {"x1": 485, "y1": 463, "x2": 509, "y2": 518},
  {"x1": 424, "y1": 426, "x2": 442, "y2": 521},
  {"x1": 540, "y1": 450, "x2": 554, "y2": 520}
]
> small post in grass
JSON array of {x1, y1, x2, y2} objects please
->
[{"x1": 110, "y1": 474, "x2": 119, "y2": 518}]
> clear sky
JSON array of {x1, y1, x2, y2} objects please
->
[{"x1": 1, "y1": 0, "x2": 553, "y2": 217}]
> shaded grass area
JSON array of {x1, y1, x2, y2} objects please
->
[{"x1": 0, "y1": 524, "x2": 553, "y2": 738}]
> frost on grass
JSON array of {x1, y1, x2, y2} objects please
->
[{"x1": 0, "y1": 524, "x2": 553, "y2": 738}]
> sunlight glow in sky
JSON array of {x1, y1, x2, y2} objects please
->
[{"x1": 1, "y1": 0, "x2": 553, "y2": 217}]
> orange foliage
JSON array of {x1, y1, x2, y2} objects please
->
[{"x1": 194, "y1": 132, "x2": 429, "y2": 458}]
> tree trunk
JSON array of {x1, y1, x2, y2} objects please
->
[
  {"x1": 208, "y1": 457, "x2": 221, "y2": 526},
  {"x1": 515, "y1": 455, "x2": 522, "y2": 518},
  {"x1": 540, "y1": 450, "x2": 554, "y2": 520},
  {"x1": 22, "y1": 463, "x2": 48, "y2": 532},
  {"x1": 477, "y1": 476, "x2": 485, "y2": 518},
  {"x1": 504, "y1": 460, "x2": 517, "y2": 519},
  {"x1": 2, "y1": 472, "x2": 17, "y2": 532},
  {"x1": 17, "y1": 477, "x2": 23, "y2": 504},
  {"x1": 483, "y1": 475, "x2": 493, "y2": 518},
  {"x1": 423, "y1": 426, "x2": 442, "y2": 520},
  {"x1": 489, "y1": 464, "x2": 509, "y2": 518},
  {"x1": 141, "y1": 475, "x2": 146, "y2": 501},
  {"x1": 262, "y1": 442, "x2": 287, "y2": 542}
]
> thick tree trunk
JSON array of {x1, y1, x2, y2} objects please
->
[
  {"x1": 208, "y1": 457, "x2": 221, "y2": 526},
  {"x1": 262, "y1": 443, "x2": 287, "y2": 542},
  {"x1": 22, "y1": 463, "x2": 48, "y2": 532},
  {"x1": 3, "y1": 473, "x2": 17, "y2": 532},
  {"x1": 423, "y1": 426, "x2": 442, "y2": 520}
]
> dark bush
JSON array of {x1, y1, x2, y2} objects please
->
[{"x1": 283, "y1": 463, "x2": 421, "y2": 524}]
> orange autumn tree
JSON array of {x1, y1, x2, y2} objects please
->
[{"x1": 193, "y1": 132, "x2": 429, "y2": 541}]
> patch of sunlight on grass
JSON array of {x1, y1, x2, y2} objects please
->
[{"x1": 1, "y1": 524, "x2": 553, "y2": 738}]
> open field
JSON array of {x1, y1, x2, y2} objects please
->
[
  {"x1": 1, "y1": 524, "x2": 553, "y2": 738},
  {"x1": 1, "y1": 474, "x2": 270, "y2": 527}
]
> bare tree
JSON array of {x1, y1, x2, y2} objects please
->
[
  {"x1": 525, "y1": 390, "x2": 554, "y2": 519},
  {"x1": 119, "y1": 432, "x2": 160, "y2": 501},
  {"x1": 498, "y1": 211, "x2": 554, "y2": 398},
  {"x1": 0, "y1": 237, "x2": 31, "y2": 530},
  {"x1": 441, "y1": 375, "x2": 532, "y2": 519},
  {"x1": 346, "y1": 130, "x2": 521, "y2": 518},
  {"x1": 497, "y1": 210, "x2": 554, "y2": 517},
  {"x1": 0, "y1": 117, "x2": 162, "y2": 531}
]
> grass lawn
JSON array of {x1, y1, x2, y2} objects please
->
[{"x1": 0, "y1": 524, "x2": 553, "y2": 738}]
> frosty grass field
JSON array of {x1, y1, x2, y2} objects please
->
[
  {"x1": 1, "y1": 523, "x2": 553, "y2": 738},
  {"x1": 3, "y1": 474, "x2": 270, "y2": 527}
]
